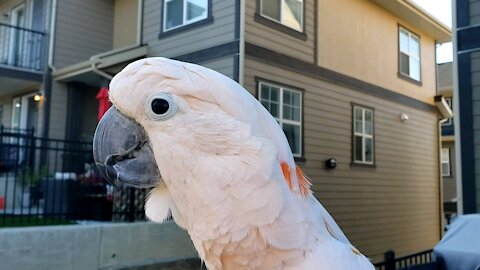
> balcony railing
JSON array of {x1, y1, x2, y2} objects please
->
[{"x1": 0, "y1": 23, "x2": 46, "y2": 72}]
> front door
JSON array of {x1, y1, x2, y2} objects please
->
[{"x1": 11, "y1": 93, "x2": 39, "y2": 134}]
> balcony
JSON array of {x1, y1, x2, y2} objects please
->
[
  {"x1": 0, "y1": 23, "x2": 45, "y2": 93},
  {"x1": 0, "y1": 22, "x2": 46, "y2": 71}
]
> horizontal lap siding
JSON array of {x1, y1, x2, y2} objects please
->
[
  {"x1": 54, "y1": 0, "x2": 114, "y2": 69},
  {"x1": 201, "y1": 56, "x2": 236, "y2": 79},
  {"x1": 144, "y1": 0, "x2": 237, "y2": 58},
  {"x1": 471, "y1": 0, "x2": 480, "y2": 25},
  {"x1": 245, "y1": 58, "x2": 440, "y2": 263},
  {"x1": 0, "y1": 95, "x2": 12, "y2": 126},
  {"x1": 472, "y1": 51, "x2": 480, "y2": 210},
  {"x1": 48, "y1": 82, "x2": 67, "y2": 140},
  {"x1": 244, "y1": 0, "x2": 315, "y2": 63}
]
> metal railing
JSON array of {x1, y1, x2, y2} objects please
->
[
  {"x1": 375, "y1": 250, "x2": 437, "y2": 270},
  {"x1": 0, "y1": 22, "x2": 46, "y2": 71},
  {"x1": 0, "y1": 127, "x2": 148, "y2": 227}
]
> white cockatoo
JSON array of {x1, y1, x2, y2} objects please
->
[{"x1": 93, "y1": 57, "x2": 376, "y2": 270}]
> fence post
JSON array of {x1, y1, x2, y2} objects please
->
[{"x1": 385, "y1": 250, "x2": 396, "y2": 270}]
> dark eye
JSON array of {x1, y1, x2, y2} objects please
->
[
  {"x1": 151, "y1": 98, "x2": 169, "y2": 115},
  {"x1": 146, "y1": 93, "x2": 178, "y2": 121}
]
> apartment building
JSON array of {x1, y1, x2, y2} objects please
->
[{"x1": 0, "y1": 0, "x2": 451, "y2": 262}]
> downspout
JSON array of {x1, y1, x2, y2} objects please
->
[
  {"x1": 41, "y1": 0, "x2": 57, "y2": 139},
  {"x1": 435, "y1": 42, "x2": 445, "y2": 237},
  {"x1": 238, "y1": 0, "x2": 245, "y2": 86},
  {"x1": 451, "y1": 0, "x2": 463, "y2": 215}
]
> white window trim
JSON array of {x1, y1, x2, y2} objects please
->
[
  {"x1": 399, "y1": 26, "x2": 421, "y2": 81},
  {"x1": 260, "y1": 0, "x2": 304, "y2": 32},
  {"x1": 163, "y1": 0, "x2": 208, "y2": 32},
  {"x1": 258, "y1": 81, "x2": 302, "y2": 157},
  {"x1": 441, "y1": 148, "x2": 451, "y2": 177},
  {"x1": 353, "y1": 106, "x2": 374, "y2": 165}
]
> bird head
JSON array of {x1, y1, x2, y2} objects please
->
[{"x1": 93, "y1": 57, "x2": 292, "y2": 190}]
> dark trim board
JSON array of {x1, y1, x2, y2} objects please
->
[
  {"x1": 457, "y1": 25, "x2": 480, "y2": 53},
  {"x1": 0, "y1": 66, "x2": 43, "y2": 81},
  {"x1": 172, "y1": 41, "x2": 239, "y2": 64},
  {"x1": 456, "y1": 0, "x2": 470, "y2": 28},
  {"x1": 458, "y1": 52, "x2": 477, "y2": 213},
  {"x1": 245, "y1": 43, "x2": 436, "y2": 113}
]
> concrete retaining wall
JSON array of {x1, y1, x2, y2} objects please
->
[{"x1": 0, "y1": 221, "x2": 198, "y2": 270}]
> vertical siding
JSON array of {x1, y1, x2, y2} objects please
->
[
  {"x1": 470, "y1": 0, "x2": 480, "y2": 25},
  {"x1": 143, "y1": 0, "x2": 237, "y2": 58},
  {"x1": 472, "y1": 51, "x2": 480, "y2": 210},
  {"x1": 54, "y1": 0, "x2": 114, "y2": 69},
  {"x1": 245, "y1": 58, "x2": 440, "y2": 262},
  {"x1": 244, "y1": 0, "x2": 315, "y2": 63},
  {"x1": 48, "y1": 82, "x2": 67, "y2": 139}
]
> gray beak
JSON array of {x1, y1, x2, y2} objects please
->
[{"x1": 93, "y1": 107, "x2": 161, "y2": 188}]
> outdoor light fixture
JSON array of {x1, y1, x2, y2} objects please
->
[
  {"x1": 15, "y1": 102, "x2": 21, "y2": 108},
  {"x1": 34, "y1": 93, "x2": 42, "y2": 102},
  {"x1": 325, "y1": 158, "x2": 337, "y2": 169},
  {"x1": 400, "y1": 113, "x2": 409, "y2": 121}
]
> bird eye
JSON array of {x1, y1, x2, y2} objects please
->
[{"x1": 146, "y1": 93, "x2": 177, "y2": 120}]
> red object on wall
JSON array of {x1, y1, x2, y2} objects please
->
[
  {"x1": 96, "y1": 87, "x2": 111, "y2": 121},
  {"x1": 0, "y1": 197, "x2": 4, "y2": 209}
]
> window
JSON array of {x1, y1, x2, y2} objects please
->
[
  {"x1": 163, "y1": 0, "x2": 208, "y2": 32},
  {"x1": 259, "y1": 81, "x2": 302, "y2": 157},
  {"x1": 260, "y1": 0, "x2": 303, "y2": 31},
  {"x1": 442, "y1": 97, "x2": 453, "y2": 126},
  {"x1": 353, "y1": 106, "x2": 374, "y2": 165},
  {"x1": 441, "y1": 148, "x2": 451, "y2": 176},
  {"x1": 399, "y1": 26, "x2": 421, "y2": 82}
]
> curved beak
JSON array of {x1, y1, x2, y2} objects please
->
[{"x1": 93, "y1": 107, "x2": 161, "y2": 188}]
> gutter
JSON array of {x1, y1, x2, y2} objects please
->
[{"x1": 238, "y1": 0, "x2": 245, "y2": 86}]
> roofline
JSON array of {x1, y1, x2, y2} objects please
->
[{"x1": 371, "y1": 0, "x2": 452, "y2": 43}]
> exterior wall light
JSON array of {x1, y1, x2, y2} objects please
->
[
  {"x1": 34, "y1": 93, "x2": 42, "y2": 102},
  {"x1": 400, "y1": 113, "x2": 409, "y2": 121},
  {"x1": 325, "y1": 158, "x2": 337, "y2": 169}
]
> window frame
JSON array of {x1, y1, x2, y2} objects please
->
[
  {"x1": 258, "y1": 0, "x2": 305, "y2": 33},
  {"x1": 398, "y1": 25, "x2": 422, "y2": 84},
  {"x1": 441, "y1": 148, "x2": 451, "y2": 177},
  {"x1": 162, "y1": 0, "x2": 211, "y2": 33},
  {"x1": 352, "y1": 104, "x2": 375, "y2": 166},
  {"x1": 257, "y1": 80, "x2": 304, "y2": 158}
]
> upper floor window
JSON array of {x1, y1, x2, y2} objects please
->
[
  {"x1": 441, "y1": 148, "x2": 451, "y2": 176},
  {"x1": 399, "y1": 26, "x2": 421, "y2": 82},
  {"x1": 353, "y1": 105, "x2": 374, "y2": 165},
  {"x1": 163, "y1": 0, "x2": 208, "y2": 32},
  {"x1": 260, "y1": 0, "x2": 303, "y2": 32},
  {"x1": 259, "y1": 81, "x2": 303, "y2": 157}
]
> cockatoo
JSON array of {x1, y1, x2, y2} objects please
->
[{"x1": 93, "y1": 57, "x2": 375, "y2": 270}]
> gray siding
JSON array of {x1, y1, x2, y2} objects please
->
[
  {"x1": 54, "y1": 0, "x2": 114, "y2": 69},
  {"x1": 48, "y1": 82, "x2": 67, "y2": 139},
  {"x1": 143, "y1": 0, "x2": 237, "y2": 58},
  {"x1": 0, "y1": 95, "x2": 12, "y2": 126},
  {"x1": 473, "y1": 51, "x2": 480, "y2": 210},
  {"x1": 442, "y1": 141, "x2": 456, "y2": 201},
  {"x1": 201, "y1": 56, "x2": 236, "y2": 80},
  {"x1": 470, "y1": 0, "x2": 480, "y2": 25}
]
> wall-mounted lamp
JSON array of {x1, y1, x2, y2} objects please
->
[
  {"x1": 33, "y1": 93, "x2": 43, "y2": 102},
  {"x1": 400, "y1": 113, "x2": 409, "y2": 121},
  {"x1": 325, "y1": 158, "x2": 337, "y2": 169}
]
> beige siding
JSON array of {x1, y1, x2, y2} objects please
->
[
  {"x1": 317, "y1": 0, "x2": 437, "y2": 105},
  {"x1": 244, "y1": 0, "x2": 315, "y2": 63},
  {"x1": 245, "y1": 58, "x2": 441, "y2": 262},
  {"x1": 113, "y1": 0, "x2": 138, "y2": 49},
  {"x1": 54, "y1": 0, "x2": 114, "y2": 69},
  {"x1": 144, "y1": 0, "x2": 236, "y2": 58}
]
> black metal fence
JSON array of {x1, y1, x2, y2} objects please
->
[
  {"x1": 0, "y1": 22, "x2": 45, "y2": 71},
  {"x1": 375, "y1": 250, "x2": 438, "y2": 270},
  {"x1": 0, "y1": 127, "x2": 148, "y2": 227}
]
